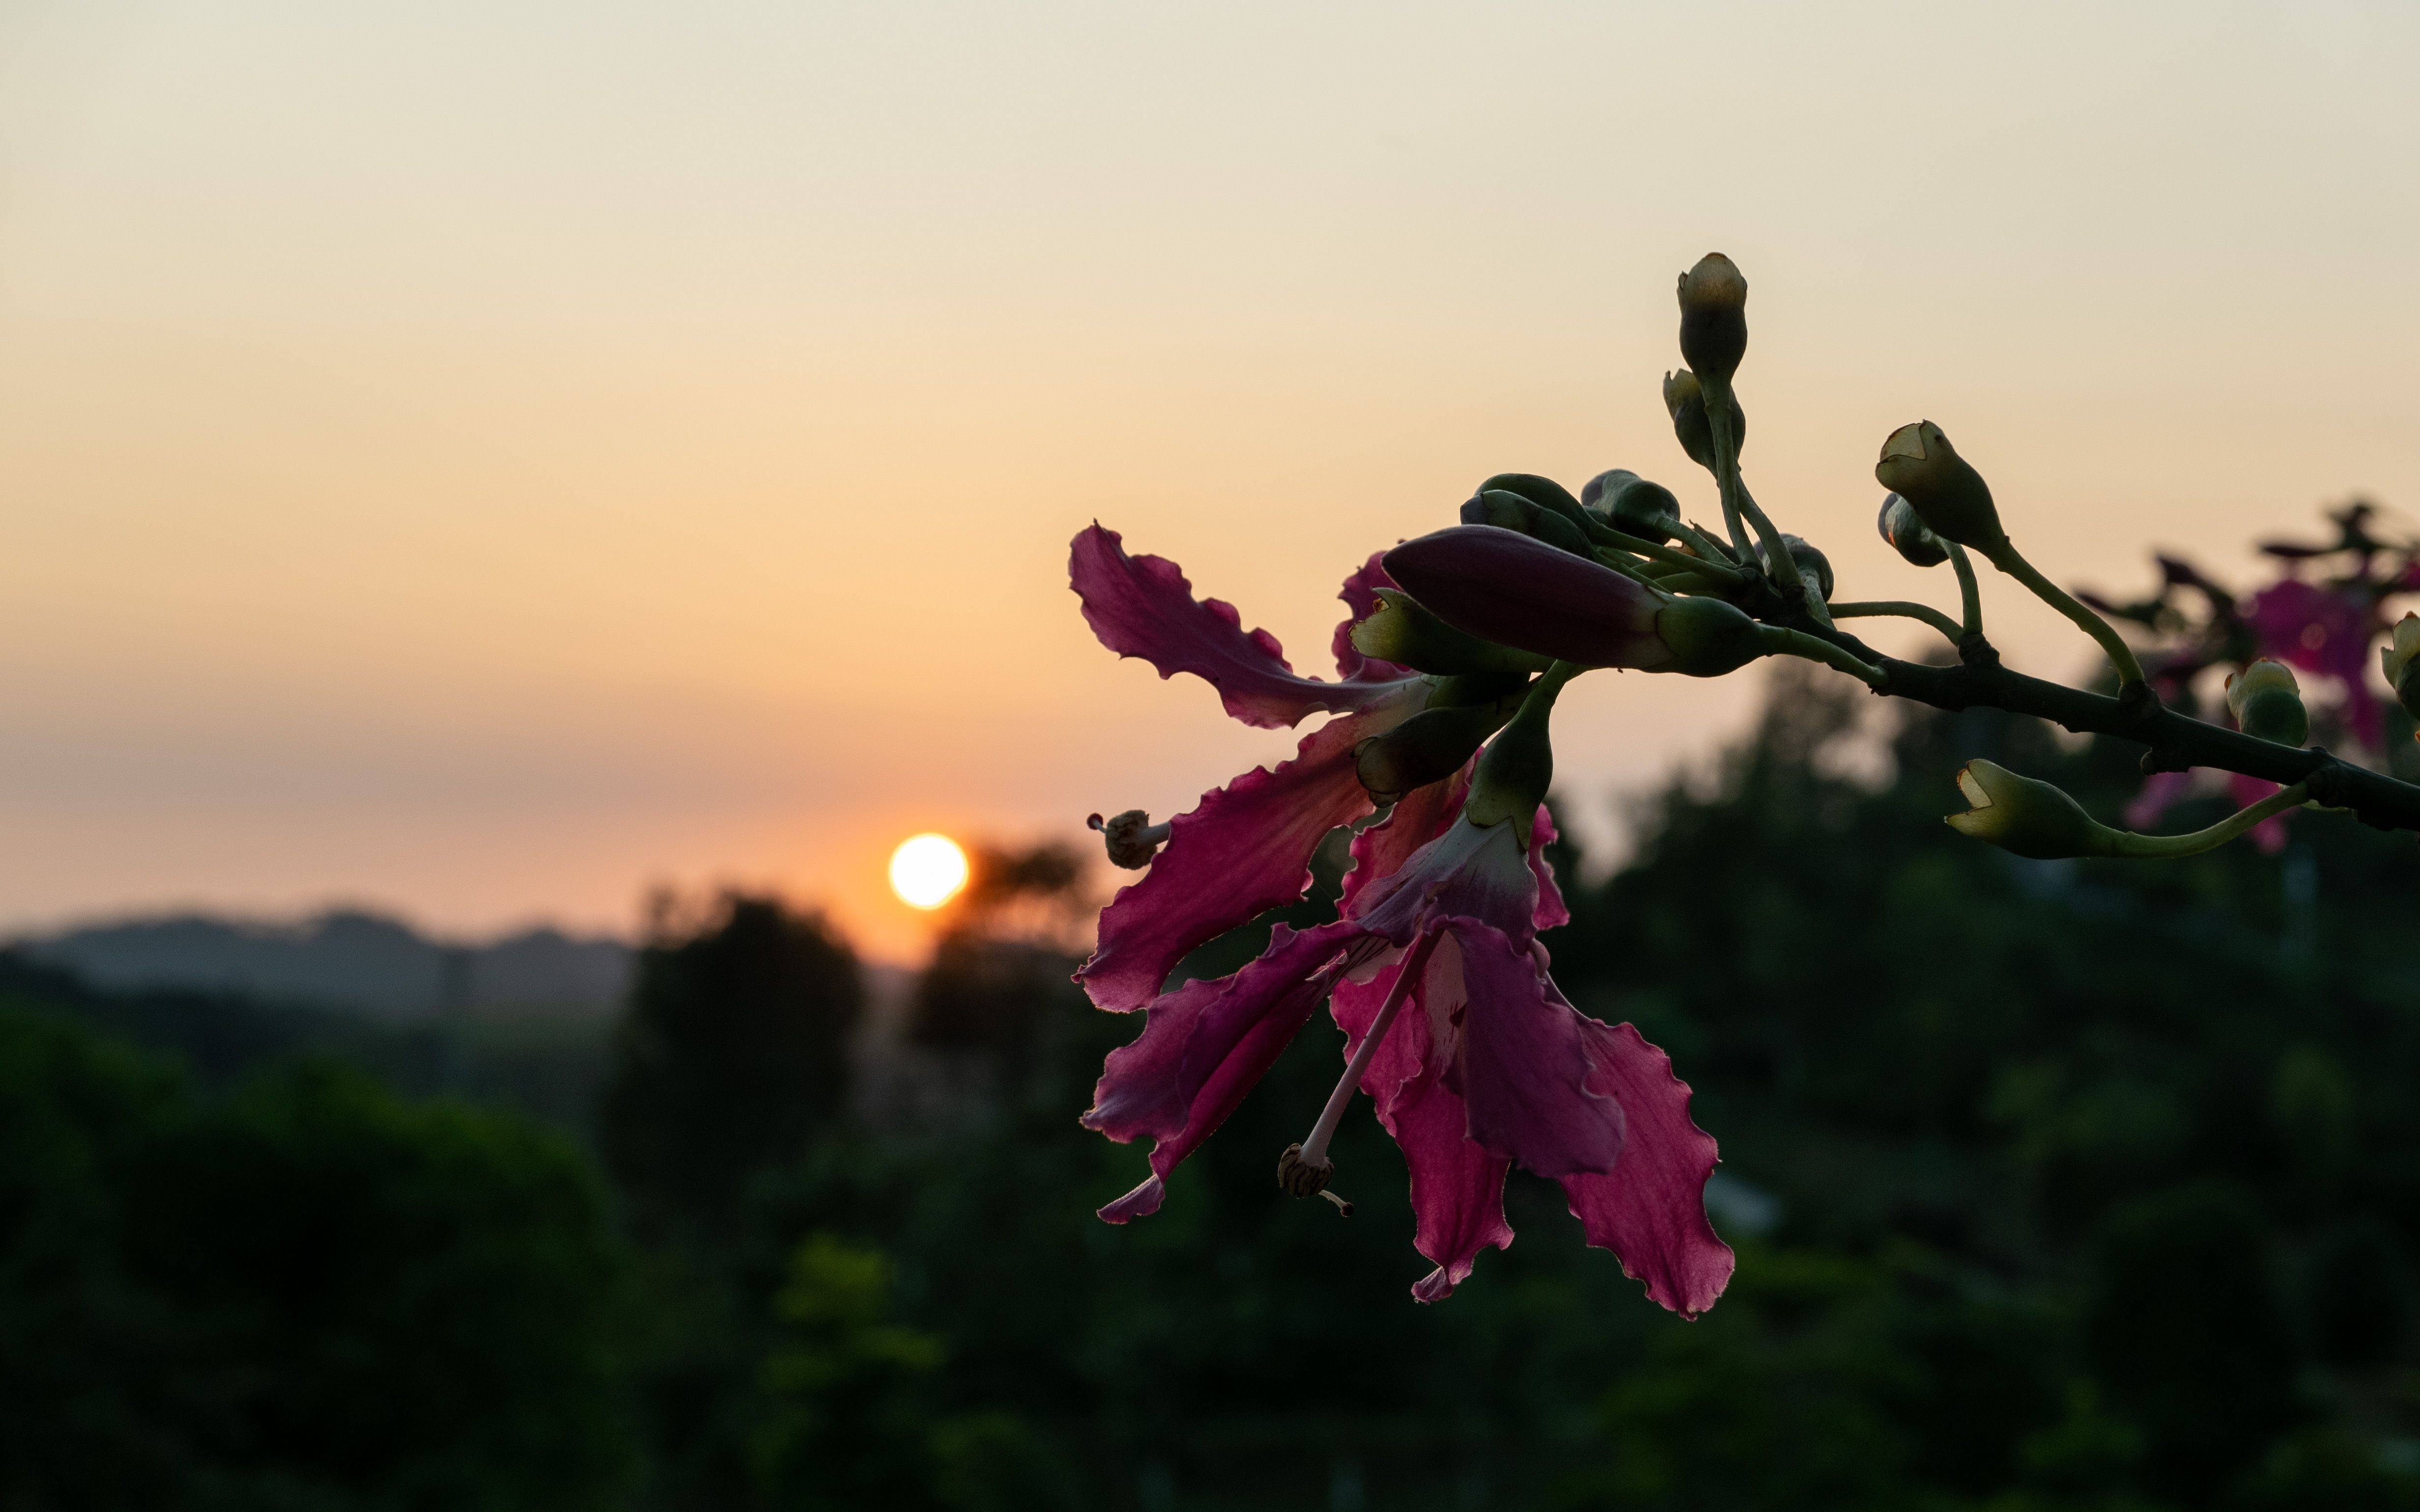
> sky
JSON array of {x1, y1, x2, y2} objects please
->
[{"x1": 0, "y1": 1, "x2": 2414, "y2": 959}]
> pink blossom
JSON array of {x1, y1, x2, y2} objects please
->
[
  {"x1": 1083, "y1": 771, "x2": 1732, "y2": 1314},
  {"x1": 1381, "y1": 525, "x2": 1677, "y2": 670},
  {"x1": 2246, "y1": 578, "x2": 2382, "y2": 747},
  {"x1": 1069, "y1": 526, "x2": 1431, "y2": 1011}
]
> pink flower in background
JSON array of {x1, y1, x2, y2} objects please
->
[
  {"x1": 1068, "y1": 525, "x2": 1430, "y2": 1011},
  {"x1": 1081, "y1": 764, "x2": 1732, "y2": 1315},
  {"x1": 2246, "y1": 578, "x2": 2383, "y2": 747}
]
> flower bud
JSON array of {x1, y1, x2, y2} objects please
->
[
  {"x1": 1756, "y1": 534, "x2": 1834, "y2": 602},
  {"x1": 1350, "y1": 589, "x2": 1550, "y2": 677},
  {"x1": 1676, "y1": 253, "x2": 1748, "y2": 385},
  {"x1": 1874, "y1": 422, "x2": 2005, "y2": 552},
  {"x1": 2225, "y1": 658, "x2": 2309, "y2": 747},
  {"x1": 1088, "y1": 810, "x2": 1170, "y2": 869},
  {"x1": 1382, "y1": 526, "x2": 1672, "y2": 670},
  {"x1": 2384, "y1": 613, "x2": 2420, "y2": 718},
  {"x1": 1943, "y1": 760, "x2": 2115, "y2": 860},
  {"x1": 1352, "y1": 697, "x2": 1520, "y2": 805},
  {"x1": 1650, "y1": 595, "x2": 1765, "y2": 677},
  {"x1": 1876, "y1": 492, "x2": 1950, "y2": 567},
  {"x1": 1582, "y1": 469, "x2": 1682, "y2": 542},
  {"x1": 1461, "y1": 488, "x2": 1592, "y2": 556},
  {"x1": 1462, "y1": 670, "x2": 1569, "y2": 846},
  {"x1": 1664, "y1": 370, "x2": 1744, "y2": 471},
  {"x1": 1477, "y1": 472, "x2": 1588, "y2": 525}
]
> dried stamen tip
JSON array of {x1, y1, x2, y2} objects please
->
[
  {"x1": 1276, "y1": 1145, "x2": 1353, "y2": 1217},
  {"x1": 1088, "y1": 808, "x2": 1171, "y2": 869}
]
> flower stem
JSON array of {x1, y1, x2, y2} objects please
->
[
  {"x1": 1300, "y1": 930, "x2": 1442, "y2": 1166},
  {"x1": 2106, "y1": 781, "x2": 2310, "y2": 859},
  {"x1": 1985, "y1": 540, "x2": 2146, "y2": 688},
  {"x1": 1668, "y1": 519, "x2": 1741, "y2": 567},
  {"x1": 1832, "y1": 600, "x2": 1964, "y2": 646},
  {"x1": 1946, "y1": 543, "x2": 1983, "y2": 639},
  {"x1": 1704, "y1": 381, "x2": 1800, "y2": 599},
  {"x1": 1759, "y1": 625, "x2": 1888, "y2": 688},
  {"x1": 1587, "y1": 523, "x2": 1747, "y2": 584}
]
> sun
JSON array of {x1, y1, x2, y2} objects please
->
[{"x1": 888, "y1": 833, "x2": 969, "y2": 910}]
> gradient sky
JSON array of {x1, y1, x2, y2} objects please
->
[{"x1": 0, "y1": 1, "x2": 2414, "y2": 958}]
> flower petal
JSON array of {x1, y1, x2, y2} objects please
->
[
  {"x1": 1083, "y1": 919, "x2": 1375, "y2": 1221},
  {"x1": 1382, "y1": 526, "x2": 1675, "y2": 670},
  {"x1": 1332, "y1": 549, "x2": 1411, "y2": 683},
  {"x1": 1350, "y1": 819, "x2": 1539, "y2": 949},
  {"x1": 1072, "y1": 523, "x2": 1410, "y2": 729},
  {"x1": 1554, "y1": 1007, "x2": 1734, "y2": 1318},
  {"x1": 1340, "y1": 767, "x2": 1470, "y2": 917},
  {"x1": 1331, "y1": 946, "x2": 1512, "y2": 1303},
  {"x1": 1443, "y1": 920, "x2": 1624, "y2": 1179},
  {"x1": 1529, "y1": 804, "x2": 1569, "y2": 932},
  {"x1": 1077, "y1": 686, "x2": 1424, "y2": 1011}
]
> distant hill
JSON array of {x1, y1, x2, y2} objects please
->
[{"x1": 16, "y1": 909, "x2": 632, "y2": 1021}]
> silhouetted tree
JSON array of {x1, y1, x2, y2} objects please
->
[{"x1": 603, "y1": 894, "x2": 863, "y2": 1229}]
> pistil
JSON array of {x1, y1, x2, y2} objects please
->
[{"x1": 1276, "y1": 929, "x2": 1443, "y2": 1216}]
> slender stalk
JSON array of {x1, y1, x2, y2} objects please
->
[
  {"x1": 1299, "y1": 931, "x2": 1442, "y2": 1166},
  {"x1": 2106, "y1": 782, "x2": 2310, "y2": 859},
  {"x1": 1946, "y1": 543, "x2": 1983, "y2": 639},
  {"x1": 1985, "y1": 540, "x2": 2147, "y2": 688},
  {"x1": 1704, "y1": 384, "x2": 1799, "y2": 597},
  {"x1": 1832, "y1": 600, "x2": 1963, "y2": 646},
  {"x1": 1668, "y1": 519, "x2": 1740, "y2": 567},
  {"x1": 1760, "y1": 625, "x2": 1887, "y2": 687},
  {"x1": 1588, "y1": 547, "x2": 1660, "y2": 586},
  {"x1": 1583, "y1": 520, "x2": 1747, "y2": 583}
]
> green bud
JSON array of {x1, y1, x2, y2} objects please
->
[
  {"x1": 1478, "y1": 473, "x2": 1588, "y2": 524},
  {"x1": 1462, "y1": 488, "x2": 1592, "y2": 556},
  {"x1": 1350, "y1": 589, "x2": 1551, "y2": 677},
  {"x1": 1676, "y1": 252, "x2": 1748, "y2": 386},
  {"x1": 2385, "y1": 613, "x2": 2420, "y2": 719},
  {"x1": 2226, "y1": 658, "x2": 2309, "y2": 747},
  {"x1": 1462, "y1": 668, "x2": 1574, "y2": 847},
  {"x1": 1757, "y1": 534, "x2": 1835, "y2": 602},
  {"x1": 1353, "y1": 696, "x2": 1521, "y2": 806},
  {"x1": 1664, "y1": 370, "x2": 1744, "y2": 471},
  {"x1": 1874, "y1": 422, "x2": 2005, "y2": 552},
  {"x1": 1944, "y1": 759, "x2": 2116, "y2": 860},
  {"x1": 1876, "y1": 492, "x2": 1950, "y2": 567},
  {"x1": 1583, "y1": 469, "x2": 1682, "y2": 542},
  {"x1": 1650, "y1": 594, "x2": 1765, "y2": 677}
]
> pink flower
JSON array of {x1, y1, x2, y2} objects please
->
[
  {"x1": 2246, "y1": 578, "x2": 2382, "y2": 747},
  {"x1": 1380, "y1": 525, "x2": 1677, "y2": 670},
  {"x1": 1081, "y1": 677, "x2": 1733, "y2": 1314},
  {"x1": 1068, "y1": 525, "x2": 1431, "y2": 1011}
]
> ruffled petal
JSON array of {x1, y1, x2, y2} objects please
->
[
  {"x1": 1350, "y1": 818, "x2": 1539, "y2": 948},
  {"x1": 1529, "y1": 804, "x2": 1569, "y2": 932},
  {"x1": 1382, "y1": 526, "x2": 1674, "y2": 670},
  {"x1": 1339, "y1": 768, "x2": 1470, "y2": 917},
  {"x1": 1083, "y1": 920, "x2": 1375, "y2": 1221},
  {"x1": 1331, "y1": 945, "x2": 1512, "y2": 1303},
  {"x1": 1072, "y1": 523, "x2": 1412, "y2": 729},
  {"x1": 1332, "y1": 549, "x2": 1411, "y2": 683},
  {"x1": 1077, "y1": 686, "x2": 1425, "y2": 1011},
  {"x1": 1554, "y1": 1008, "x2": 1734, "y2": 1319},
  {"x1": 1443, "y1": 920, "x2": 1624, "y2": 1179}
]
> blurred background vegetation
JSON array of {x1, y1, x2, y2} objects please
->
[{"x1": 7, "y1": 665, "x2": 2420, "y2": 1511}]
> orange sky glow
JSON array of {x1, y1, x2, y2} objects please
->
[{"x1": 0, "y1": 3, "x2": 2414, "y2": 960}]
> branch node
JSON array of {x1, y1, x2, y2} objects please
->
[
  {"x1": 1956, "y1": 633, "x2": 1999, "y2": 670},
  {"x1": 2139, "y1": 747, "x2": 2193, "y2": 777}
]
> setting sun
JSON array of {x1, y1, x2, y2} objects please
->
[{"x1": 887, "y1": 833, "x2": 970, "y2": 910}]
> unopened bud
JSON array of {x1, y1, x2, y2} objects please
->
[
  {"x1": 1087, "y1": 809, "x2": 1170, "y2": 869},
  {"x1": 1583, "y1": 469, "x2": 1682, "y2": 542},
  {"x1": 1944, "y1": 760, "x2": 2114, "y2": 860},
  {"x1": 1477, "y1": 473, "x2": 1590, "y2": 528},
  {"x1": 1350, "y1": 589, "x2": 1550, "y2": 677},
  {"x1": 1676, "y1": 253, "x2": 1748, "y2": 385},
  {"x1": 2385, "y1": 613, "x2": 2420, "y2": 718},
  {"x1": 1664, "y1": 370, "x2": 1744, "y2": 471},
  {"x1": 2226, "y1": 658, "x2": 2309, "y2": 747},
  {"x1": 1651, "y1": 595, "x2": 1765, "y2": 678},
  {"x1": 1877, "y1": 492, "x2": 1950, "y2": 567},
  {"x1": 1756, "y1": 534, "x2": 1835, "y2": 602},
  {"x1": 1874, "y1": 422, "x2": 2005, "y2": 552},
  {"x1": 1461, "y1": 489, "x2": 1592, "y2": 556},
  {"x1": 1463, "y1": 667, "x2": 1575, "y2": 846},
  {"x1": 1353, "y1": 696, "x2": 1521, "y2": 805}
]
